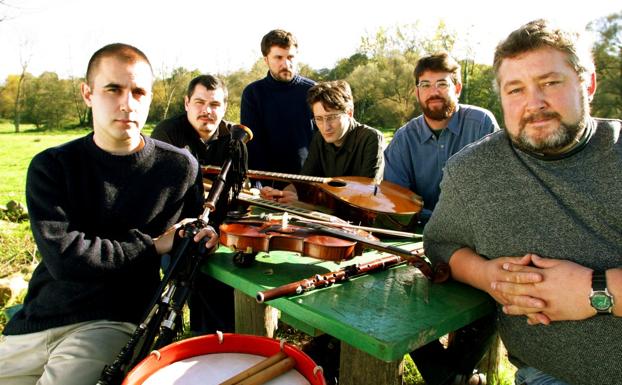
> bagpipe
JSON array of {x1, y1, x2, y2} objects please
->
[{"x1": 96, "y1": 125, "x2": 254, "y2": 385}]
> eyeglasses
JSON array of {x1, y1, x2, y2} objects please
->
[
  {"x1": 313, "y1": 113, "x2": 344, "y2": 125},
  {"x1": 417, "y1": 79, "x2": 452, "y2": 91}
]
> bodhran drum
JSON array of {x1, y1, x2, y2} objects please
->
[{"x1": 122, "y1": 333, "x2": 326, "y2": 385}]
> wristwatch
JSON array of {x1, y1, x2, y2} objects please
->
[{"x1": 589, "y1": 270, "x2": 614, "y2": 314}]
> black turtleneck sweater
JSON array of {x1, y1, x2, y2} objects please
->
[
  {"x1": 240, "y1": 72, "x2": 315, "y2": 174},
  {"x1": 4, "y1": 133, "x2": 204, "y2": 335},
  {"x1": 151, "y1": 114, "x2": 232, "y2": 167}
]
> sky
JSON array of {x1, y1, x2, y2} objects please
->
[{"x1": 0, "y1": 0, "x2": 620, "y2": 83}]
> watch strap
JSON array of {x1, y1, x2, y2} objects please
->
[{"x1": 592, "y1": 270, "x2": 607, "y2": 291}]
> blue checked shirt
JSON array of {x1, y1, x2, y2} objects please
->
[{"x1": 384, "y1": 104, "x2": 499, "y2": 222}]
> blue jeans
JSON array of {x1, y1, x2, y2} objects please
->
[{"x1": 515, "y1": 367, "x2": 570, "y2": 385}]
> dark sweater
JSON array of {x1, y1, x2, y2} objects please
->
[
  {"x1": 4, "y1": 134, "x2": 203, "y2": 335},
  {"x1": 151, "y1": 114, "x2": 233, "y2": 226},
  {"x1": 424, "y1": 118, "x2": 622, "y2": 385},
  {"x1": 151, "y1": 114, "x2": 232, "y2": 167},
  {"x1": 301, "y1": 119, "x2": 384, "y2": 180},
  {"x1": 240, "y1": 72, "x2": 315, "y2": 173}
]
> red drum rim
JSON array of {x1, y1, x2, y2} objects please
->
[{"x1": 122, "y1": 333, "x2": 326, "y2": 385}]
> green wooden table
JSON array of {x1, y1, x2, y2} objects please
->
[{"x1": 203, "y1": 244, "x2": 495, "y2": 385}]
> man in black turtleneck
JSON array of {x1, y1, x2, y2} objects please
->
[
  {"x1": 152, "y1": 74, "x2": 236, "y2": 336},
  {"x1": 241, "y1": 29, "x2": 316, "y2": 176}
]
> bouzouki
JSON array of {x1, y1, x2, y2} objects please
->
[{"x1": 202, "y1": 166, "x2": 423, "y2": 230}]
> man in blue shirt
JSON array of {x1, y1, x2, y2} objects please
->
[
  {"x1": 241, "y1": 29, "x2": 316, "y2": 175},
  {"x1": 384, "y1": 52, "x2": 499, "y2": 225},
  {"x1": 384, "y1": 52, "x2": 498, "y2": 385}
]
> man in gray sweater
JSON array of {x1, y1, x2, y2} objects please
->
[{"x1": 424, "y1": 19, "x2": 621, "y2": 385}]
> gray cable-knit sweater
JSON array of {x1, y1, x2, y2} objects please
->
[{"x1": 424, "y1": 118, "x2": 622, "y2": 385}]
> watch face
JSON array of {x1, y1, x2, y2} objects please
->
[{"x1": 591, "y1": 292, "x2": 613, "y2": 311}]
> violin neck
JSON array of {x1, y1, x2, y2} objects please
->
[
  {"x1": 300, "y1": 221, "x2": 433, "y2": 279},
  {"x1": 307, "y1": 222, "x2": 421, "y2": 258},
  {"x1": 235, "y1": 191, "x2": 340, "y2": 223}
]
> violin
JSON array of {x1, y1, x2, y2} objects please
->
[
  {"x1": 202, "y1": 166, "x2": 423, "y2": 230},
  {"x1": 219, "y1": 215, "x2": 374, "y2": 262},
  {"x1": 219, "y1": 214, "x2": 449, "y2": 282}
]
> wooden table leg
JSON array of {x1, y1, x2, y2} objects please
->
[
  {"x1": 339, "y1": 342, "x2": 402, "y2": 385},
  {"x1": 233, "y1": 289, "x2": 279, "y2": 337},
  {"x1": 478, "y1": 332, "x2": 501, "y2": 383}
]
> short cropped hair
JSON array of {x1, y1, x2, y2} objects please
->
[
  {"x1": 260, "y1": 29, "x2": 298, "y2": 56},
  {"x1": 414, "y1": 52, "x2": 461, "y2": 85},
  {"x1": 493, "y1": 19, "x2": 595, "y2": 84},
  {"x1": 186, "y1": 74, "x2": 228, "y2": 103},
  {"x1": 86, "y1": 43, "x2": 153, "y2": 87},
  {"x1": 307, "y1": 80, "x2": 354, "y2": 112}
]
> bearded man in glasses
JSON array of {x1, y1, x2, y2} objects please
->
[
  {"x1": 384, "y1": 52, "x2": 499, "y2": 227},
  {"x1": 384, "y1": 52, "x2": 499, "y2": 385}
]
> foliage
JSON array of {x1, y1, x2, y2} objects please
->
[
  {"x1": 0, "y1": 72, "x2": 80, "y2": 130},
  {"x1": 347, "y1": 52, "x2": 419, "y2": 128},
  {"x1": 345, "y1": 21, "x2": 461, "y2": 129},
  {"x1": 150, "y1": 66, "x2": 201, "y2": 123},
  {"x1": 589, "y1": 11, "x2": 622, "y2": 118},
  {"x1": 358, "y1": 21, "x2": 457, "y2": 59},
  {"x1": 223, "y1": 58, "x2": 268, "y2": 124},
  {"x1": 461, "y1": 61, "x2": 503, "y2": 124},
  {"x1": 0, "y1": 200, "x2": 28, "y2": 222},
  {"x1": 2, "y1": 14, "x2": 621, "y2": 131},
  {"x1": 319, "y1": 53, "x2": 369, "y2": 81},
  {"x1": 0, "y1": 220, "x2": 37, "y2": 278}
]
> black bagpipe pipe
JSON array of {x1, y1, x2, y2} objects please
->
[{"x1": 96, "y1": 125, "x2": 253, "y2": 385}]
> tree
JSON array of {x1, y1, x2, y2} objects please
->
[
  {"x1": 321, "y1": 53, "x2": 369, "y2": 81},
  {"x1": 460, "y1": 60, "x2": 502, "y2": 124},
  {"x1": 0, "y1": 74, "x2": 28, "y2": 118},
  {"x1": 345, "y1": 21, "x2": 462, "y2": 129},
  {"x1": 589, "y1": 11, "x2": 622, "y2": 119},
  {"x1": 20, "y1": 72, "x2": 74, "y2": 130},
  {"x1": 0, "y1": 0, "x2": 16, "y2": 23},
  {"x1": 359, "y1": 21, "x2": 456, "y2": 60},
  {"x1": 224, "y1": 58, "x2": 267, "y2": 124},
  {"x1": 347, "y1": 52, "x2": 418, "y2": 128},
  {"x1": 13, "y1": 42, "x2": 31, "y2": 132},
  {"x1": 150, "y1": 67, "x2": 200, "y2": 123},
  {"x1": 69, "y1": 76, "x2": 89, "y2": 127}
]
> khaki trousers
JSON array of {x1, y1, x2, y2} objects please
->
[{"x1": 0, "y1": 320, "x2": 135, "y2": 385}]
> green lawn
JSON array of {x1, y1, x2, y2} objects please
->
[
  {"x1": 0, "y1": 124, "x2": 90, "y2": 204},
  {"x1": 0, "y1": 122, "x2": 153, "y2": 205}
]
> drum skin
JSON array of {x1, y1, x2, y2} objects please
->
[{"x1": 122, "y1": 333, "x2": 326, "y2": 385}]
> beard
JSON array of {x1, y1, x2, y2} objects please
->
[
  {"x1": 421, "y1": 96, "x2": 457, "y2": 121},
  {"x1": 270, "y1": 68, "x2": 294, "y2": 82},
  {"x1": 510, "y1": 90, "x2": 589, "y2": 154}
]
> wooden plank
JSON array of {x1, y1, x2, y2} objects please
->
[
  {"x1": 234, "y1": 289, "x2": 266, "y2": 336},
  {"x1": 234, "y1": 289, "x2": 280, "y2": 338},
  {"x1": 339, "y1": 342, "x2": 402, "y2": 385}
]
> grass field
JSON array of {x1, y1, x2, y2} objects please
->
[
  {"x1": 0, "y1": 125, "x2": 89, "y2": 204},
  {"x1": 0, "y1": 121, "x2": 514, "y2": 384}
]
